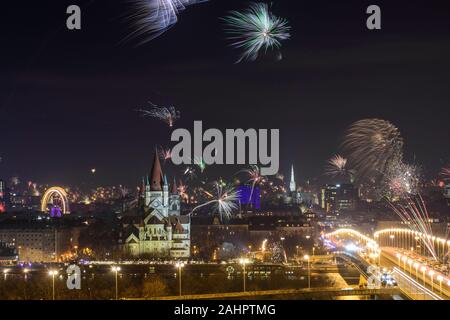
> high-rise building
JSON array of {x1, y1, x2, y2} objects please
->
[
  {"x1": 0, "y1": 226, "x2": 74, "y2": 263},
  {"x1": 336, "y1": 183, "x2": 358, "y2": 212},
  {"x1": 321, "y1": 183, "x2": 358, "y2": 214},
  {"x1": 321, "y1": 184, "x2": 338, "y2": 213}
]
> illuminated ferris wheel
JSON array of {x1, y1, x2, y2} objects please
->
[{"x1": 41, "y1": 187, "x2": 70, "y2": 217}]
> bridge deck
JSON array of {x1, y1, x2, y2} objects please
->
[{"x1": 136, "y1": 287, "x2": 400, "y2": 300}]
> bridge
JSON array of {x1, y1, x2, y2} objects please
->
[
  {"x1": 324, "y1": 228, "x2": 450, "y2": 300},
  {"x1": 138, "y1": 287, "x2": 400, "y2": 300}
]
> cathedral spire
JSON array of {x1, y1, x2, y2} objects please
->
[
  {"x1": 289, "y1": 165, "x2": 296, "y2": 192},
  {"x1": 150, "y1": 148, "x2": 163, "y2": 191}
]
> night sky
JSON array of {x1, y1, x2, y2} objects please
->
[{"x1": 1, "y1": 0, "x2": 449, "y2": 189}]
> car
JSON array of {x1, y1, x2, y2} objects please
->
[{"x1": 380, "y1": 272, "x2": 397, "y2": 287}]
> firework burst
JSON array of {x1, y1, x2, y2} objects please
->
[
  {"x1": 125, "y1": 0, "x2": 207, "y2": 45},
  {"x1": 387, "y1": 195, "x2": 437, "y2": 260},
  {"x1": 178, "y1": 181, "x2": 189, "y2": 202},
  {"x1": 183, "y1": 166, "x2": 197, "y2": 181},
  {"x1": 193, "y1": 156, "x2": 206, "y2": 173},
  {"x1": 189, "y1": 182, "x2": 240, "y2": 221},
  {"x1": 223, "y1": 2, "x2": 291, "y2": 63},
  {"x1": 342, "y1": 119, "x2": 404, "y2": 183},
  {"x1": 383, "y1": 161, "x2": 421, "y2": 198},
  {"x1": 238, "y1": 165, "x2": 266, "y2": 202},
  {"x1": 440, "y1": 165, "x2": 450, "y2": 180},
  {"x1": 326, "y1": 154, "x2": 354, "y2": 181},
  {"x1": 159, "y1": 147, "x2": 173, "y2": 163},
  {"x1": 137, "y1": 102, "x2": 180, "y2": 127}
]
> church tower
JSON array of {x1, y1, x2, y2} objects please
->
[
  {"x1": 289, "y1": 165, "x2": 296, "y2": 192},
  {"x1": 169, "y1": 178, "x2": 181, "y2": 216},
  {"x1": 163, "y1": 174, "x2": 169, "y2": 207},
  {"x1": 147, "y1": 149, "x2": 167, "y2": 216},
  {"x1": 145, "y1": 175, "x2": 151, "y2": 206}
]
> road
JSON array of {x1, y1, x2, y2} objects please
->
[{"x1": 379, "y1": 248, "x2": 448, "y2": 300}]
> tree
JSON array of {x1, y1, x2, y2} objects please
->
[{"x1": 142, "y1": 276, "x2": 168, "y2": 298}]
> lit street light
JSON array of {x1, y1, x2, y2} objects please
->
[
  {"x1": 3, "y1": 269, "x2": 9, "y2": 281},
  {"x1": 23, "y1": 268, "x2": 30, "y2": 299},
  {"x1": 175, "y1": 262, "x2": 185, "y2": 297},
  {"x1": 48, "y1": 270, "x2": 58, "y2": 300},
  {"x1": 23, "y1": 268, "x2": 29, "y2": 279},
  {"x1": 420, "y1": 266, "x2": 427, "y2": 286},
  {"x1": 239, "y1": 258, "x2": 250, "y2": 292},
  {"x1": 304, "y1": 254, "x2": 311, "y2": 289},
  {"x1": 111, "y1": 266, "x2": 121, "y2": 300},
  {"x1": 437, "y1": 275, "x2": 443, "y2": 294},
  {"x1": 429, "y1": 270, "x2": 435, "y2": 291},
  {"x1": 413, "y1": 263, "x2": 420, "y2": 281}
]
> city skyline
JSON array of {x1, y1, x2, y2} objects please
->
[{"x1": 0, "y1": 0, "x2": 450, "y2": 303}]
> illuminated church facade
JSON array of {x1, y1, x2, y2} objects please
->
[{"x1": 120, "y1": 151, "x2": 190, "y2": 258}]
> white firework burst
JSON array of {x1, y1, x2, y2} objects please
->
[
  {"x1": 223, "y1": 2, "x2": 291, "y2": 63},
  {"x1": 137, "y1": 102, "x2": 180, "y2": 127},
  {"x1": 125, "y1": 0, "x2": 208, "y2": 45},
  {"x1": 189, "y1": 182, "x2": 240, "y2": 221}
]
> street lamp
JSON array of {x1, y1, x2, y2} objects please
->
[
  {"x1": 389, "y1": 235, "x2": 395, "y2": 247},
  {"x1": 413, "y1": 263, "x2": 419, "y2": 281},
  {"x1": 3, "y1": 269, "x2": 9, "y2": 281},
  {"x1": 304, "y1": 254, "x2": 311, "y2": 289},
  {"x1": 175, "y1": 262, "x2": 185, "y2": 297},
  {"x1": 22, "y1": 268, "x2": 30, "y2": 299},
  {"x1": 239, "y1": 258, "x2": 250, "y2": 292},
  {"x1": 429, "y1": 270, "x2": 435, "y2": 291},
  {"x1": 23, "y1": 268, "x2": 30, "y2": 282},
  {"x1": 420, "y1": 266, "x2": 427, "y2": 286},
  {"x1": 48, "y1": 270, "x2": 58, "y2": 300},
  {"x1": 111, "y1": 266, "x2": 121, "y2": 300}
]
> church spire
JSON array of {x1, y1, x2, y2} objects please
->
[
  {"x1": 289, "y1": 165, "x2": 296, "y2": 192},
  {"x1": 171, "y1": 177, "x2": 178, "y2": 194},
  {"x1": 150, "y1": 148, "x2": 163, "y2": 191}
]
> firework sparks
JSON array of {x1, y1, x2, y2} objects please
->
[
  {"x1": 269, "y1": 241, "x2": 287, "y2": 264},
  {"x1": 125, "y1": 0, "x2": 207, "y2": 45},
  {"x1": 440, "y1": 165, "x2": 450, "y2": 180},
  {"x1": 193, "y1": 156, "x2": 206, "y2": 173},
  {"x1": 189, "y1": 182, "x2": 240, "y2": 221},
  {"x1": 223, "y1": 2, "x2": 291, "y2": 63},
  {"x1": 384, "y1": 161, "x2": 421, "y2": 198},
  {"x1": 159, "y1": 147, "x2": 173, "y2": 162},
  {"x1": 118, "y1": 185, "x2": 129, "y2": 198},
  {"x1": 238, "y1": 165, "x2": 266, "y2": 202},
  {"x1": 326, "y1": 154, "x2": 355, "y2": 181},
  {"x1": 342, "y1": 118, "x2": 404, "y2": 183},
  {"x1": 387, "y1": 195, "x2": 437, "y2": 260},
  {"x1": 177, "y1": 181, "x2": 189, "y2": 202},
  {"x1": 137, "y1": 102, "x2": 180, "y2": 127},
  {"x1": 10, "y1": 176, "x2": 20, "y2": 186},
  {"x1": 183, "y1": 166, "x2": 197, "y2": 181}
]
